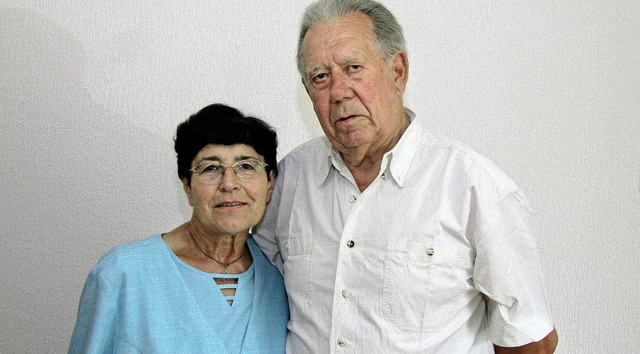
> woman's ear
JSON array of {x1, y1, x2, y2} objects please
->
[{"x1": 265, "y1": 170, "x2": 276, "y2": 203}]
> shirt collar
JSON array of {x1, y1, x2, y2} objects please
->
[
  {"x1": 324, "y1": 142, "x2": 357, "y2": 186},
  {"x1": 383, "y1": 109, "x2": 420, "y2": 187},
  {"x1": 320, "y1": 108, "x2": 421, "y2": 188}
]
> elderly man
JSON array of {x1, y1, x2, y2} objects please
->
[{"x1": 254, "y1": 0, "x2": 558, "y2": 352}]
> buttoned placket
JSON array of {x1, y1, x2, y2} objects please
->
[
  {"x1": 329, "y1": 170, "x2": 391, "y2": 353},
  {"x1": 329, "y1": 183, "x2": 359, "y2": 352}
]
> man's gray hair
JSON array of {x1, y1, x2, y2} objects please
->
[{"x1": 297, "y1": 0, "x2": 406, "y2": 84}]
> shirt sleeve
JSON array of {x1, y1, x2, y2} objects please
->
[
  {"x1": 472, "y1": 189, "x2": 554, "y2": 347},
  {"x1": 68, "y1": 266, "x2": 119, "y2": 353}
]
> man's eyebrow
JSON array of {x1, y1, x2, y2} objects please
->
[
  {"x1": 306, "y1": 56, "x2": 361, "y2": 75},
  {"x1": 339, "y1": 55, "x2": 363, "y2": 67},
  {"x1": 305, "y1": 65, "x2": 326, "y2": 76}
]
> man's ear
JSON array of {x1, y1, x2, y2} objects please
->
[
  {"x1": 182, "y1": 178, "x2": 194, "y2": 206},
  {"x1": 391, "y1": 51, "x2": 409, "y2": 94}
]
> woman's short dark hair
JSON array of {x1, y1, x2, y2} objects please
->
[{"x1": 174, "y1": 103, "x2": 278, "y2": 185}]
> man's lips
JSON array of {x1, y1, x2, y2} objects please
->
[{"x1": 334, "y1": 115, "x2": 359, "y2": 124}]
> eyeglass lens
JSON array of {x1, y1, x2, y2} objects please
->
[{"x1": 192, "y1": 160, "x2": 265, "y2": 181}]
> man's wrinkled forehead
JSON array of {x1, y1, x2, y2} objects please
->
[{"x1": 301, "y1": 13, "x2": 377, "y2": 69}]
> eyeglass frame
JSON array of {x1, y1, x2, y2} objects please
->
[{"x1": 189, "y1": 158, "x2": 269, "y2": 181}]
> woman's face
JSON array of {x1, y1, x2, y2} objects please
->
[{"x1": 183, "y1": 143, "x2": 274, "y2": 238}]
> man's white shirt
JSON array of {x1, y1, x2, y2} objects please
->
[{"x1": 254, "y1": 113, "x2": 554, "y2": 353}]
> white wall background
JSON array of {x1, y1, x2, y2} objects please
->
[{"x1": 1, "y1": 1, "x2": 638, "y2": 352}]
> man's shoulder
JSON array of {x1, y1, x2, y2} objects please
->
[
  {"x1": 417, "y1": 128, "x2": 480, "y2": 161},
  {"x1": 279, "y1": 136, "x2": 330, "y2": 167},
  {"x1": 416, "y1": 128, "x2": 517, "y2": 190},
  {"x1": 287, "y1": 136, "x2": 329, "y2": 156}
]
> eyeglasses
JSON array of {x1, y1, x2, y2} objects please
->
[{"x1": 189, "y1": 159, "x2": 268, "y2": 181}]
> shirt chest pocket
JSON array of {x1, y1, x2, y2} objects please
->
[
  {"x1": 381, "y1": 234, "x2": 474, "y2": 332},
  {"x1": 282, "y1": 236, "x2": 314, "y2": 322}
]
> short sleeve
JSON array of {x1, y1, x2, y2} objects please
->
[
  {"x1": 472, "y1": 189, "x2": 554, "y2": 346},
  {"x1": 68, "y1": 266, "x2": 120, "y2": 353}
]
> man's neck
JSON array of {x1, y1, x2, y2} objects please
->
[
  {"x1": 341, "y1": 152, "x2": 383, "y2": 192},
  {"x1": 341, "y1": 127, "x2": 408, "y2": 191},
  {"x1": 337, "y1": 110, "x2": 411, "y2": 191}
]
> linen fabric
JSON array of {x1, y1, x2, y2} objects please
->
[
  {"x1": 69, "y1": 235, "x2": 288, "y2": 353},
  {"x1": 253, "y1": 113, "x2": 554, "y2": 353}
]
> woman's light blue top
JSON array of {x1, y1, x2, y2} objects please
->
[{"x1": 69, "y1": 235, "x2": 288, "y2": 353}]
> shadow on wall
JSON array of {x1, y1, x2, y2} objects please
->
[
  {"x1": 294, "y1": 74, "x2": 324, "y2": 140},
  {"x1": 0, "y1": 7, "x2": 189, "y2": 353}
]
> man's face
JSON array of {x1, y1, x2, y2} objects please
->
[{"x1": 301, "y1": 12, "x2": 408, "y2": 154}]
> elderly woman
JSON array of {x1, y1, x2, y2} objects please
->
[{"x1": 69, "y1": 104, "x2": 288, "y2": 353}]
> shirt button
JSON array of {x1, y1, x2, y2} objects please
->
[
  {"x1": 337, "y1": 338, "x2": 346, "y2": 347},
  {"x1": 341, "y1": 289, "x2": 350, "y2": 298},
  {"x1": 381, "y1": 173, "x2": 388, "y2": 180},
  {"x1": 348, "y1": 195, "x2": 357, "y2": 203},
  {"x1": 346, "y1": 240, "x2": 355, "y2": 248},
  {"x1": 427, "y1": 247, "x2": 435, "y2": 256}
]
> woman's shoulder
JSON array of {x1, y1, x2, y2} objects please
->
[
  {"x1": 93, "y1": 234, "x2": 166, "y2": 273},
  {"x1": 245, "y1": 237, "x2": 266, "y2": 262},
  {"x1": 102, "y1": 234, "x2": 163, "y2": 256},
  {"x1": 246, "y1": 237, "x2": 281, "y2": 276}
]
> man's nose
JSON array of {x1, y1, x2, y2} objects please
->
[{"x1": 329, "y1": 72, "x2": 353, "y2": 103}]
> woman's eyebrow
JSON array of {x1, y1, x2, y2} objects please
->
[{"x1": 198, "y1": 155, "x2": 260, "y2": 163}]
